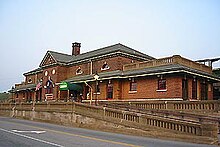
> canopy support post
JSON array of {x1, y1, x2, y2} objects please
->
[{"x1": 67, "y1": 90, "x2": 70, "y2": 102}]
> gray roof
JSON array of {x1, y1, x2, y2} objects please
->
[
  {"x1": 24, "y1": 68, "x2": 43, "y2": 76},
  {"x1": 14, "y1": 84, "x2": 36, "y2": 92},
  {"x1": 49, "y1": 51, "x2": 73, "y2": 63},
  {"x1": 41, "y1": 43, "x2": 154, "y2": 67},
  {"x1": 67, "y1": 43, "x2": 155, "y2": 64},
  {"x1": 65, "y1": 70, "x2": 122, "y2": 83},
  {"x1": 65, "y1": 64, "x2": 220, "y2": 83}
]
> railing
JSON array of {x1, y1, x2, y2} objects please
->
[
  {"x1": 0, "y1": 102, "x2": 218, "y2": 138},
  {"x1": 104, "y1": 102, "x2": 220, "y2": 131},
  {"x1": 102, "y1": 100, "x2": 220, "y2": 112},
  {"x1": 123, "y1": 55, "x2": 212, "y2": 74}
]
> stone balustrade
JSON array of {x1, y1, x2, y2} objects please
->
[
  {"x1": 104, "y1": 100, "x2": 220, "y2": 112},
  {"x1": 0, "y1": 101, "x2": 218, "y2": 138},
  {"x1": 123, "y1": 55, "x2": 212, "y2": 74}
]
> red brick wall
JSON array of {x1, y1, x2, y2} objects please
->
[
  {"x1": 67, "y1": 63, "x2": 89, "y2": 78},
  {"x1": 92, "y1": 56, "x2": 138, "y2": 73},
  {"x1": 25, "y1": 75, "x2": 36, "y2": 84},
  {"x1": 41, "y1": 67, "x2": 59, "y2": 100},
  {"x1": 121, "y1": 76, "x2": 182, "y2": 100}
]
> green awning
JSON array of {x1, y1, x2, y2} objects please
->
[{"x1": 59, "y1": 82, "x2": 82, "y2": 92}]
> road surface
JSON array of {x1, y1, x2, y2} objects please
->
[{"x1": 0, "y1": 116, "x2": 217, "y2": 147}]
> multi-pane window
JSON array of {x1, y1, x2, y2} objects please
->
[
  {"x1": 158, "y1": 79, "x2": 166, "y2": 90},
  {"x1": 130, "y1": 78, "x2": 137, "y2": 91}
]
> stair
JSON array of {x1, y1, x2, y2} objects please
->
[{"x1": 45, "y1": 94, "x2": 53, "y2": 101}]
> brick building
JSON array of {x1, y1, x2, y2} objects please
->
[{"x1": 11, "y1": 43, "x2": 220, "y2": 103}]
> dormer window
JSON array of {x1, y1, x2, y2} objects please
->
[
  {"x1": 101, "y1": 62, "x2": 110, "y2": 70},
  {"x1": 28, "y1": 78, "x2": 32, "y2": 84},
  {"x1": 76, "y1": 67, "x2": 83, "y2": 75}
]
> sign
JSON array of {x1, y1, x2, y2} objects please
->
[{"x1": 59, "y1": 82, "x2": 68, "y2": 91}]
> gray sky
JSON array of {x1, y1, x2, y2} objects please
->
[{"x1": 0, "y1": 0, "x2": 220, "y2": 92}]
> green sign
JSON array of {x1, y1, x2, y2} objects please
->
[
  {"x1": 59, "y1": 82, "x2": 68, "y2": 91},
  {"x1": 59, "y1": 82, "x2": 82, "y2": 92}
]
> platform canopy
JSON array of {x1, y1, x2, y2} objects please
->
[{"x1": 59, "y1": 82, "x2": 82, "y2": 92}]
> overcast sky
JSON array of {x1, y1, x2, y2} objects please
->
[{"x1": 0, "y1": 0, "x2": 220, "y2": 92}]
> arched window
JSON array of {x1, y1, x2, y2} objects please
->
[
  {"x1": 101, "y1": 62, "x2": 110, "y2": 70},
  {"x1": 28, "y1": 78, "x2": 32, "y2": 83},
  {"x1": 76, "y1": 67, "x2": 83, "y2": 75}
]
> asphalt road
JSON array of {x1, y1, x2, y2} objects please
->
[{"x1": 0, "y1": 116, "x2": 217, "y2": 147}]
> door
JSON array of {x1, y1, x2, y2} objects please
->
[
  {"x1": 107, "y1": 83, "x2": 113, "y2": 99},
  {"x1": 201, "y1": 82, "x2": 208, "y2": 100},
  {"x1": 192, "y1": 79, "x2": 197, "y2": 100}
]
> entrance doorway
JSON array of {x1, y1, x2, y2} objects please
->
[
  {"x1": 107, "y1": 81, "x2": 113, "y2": 99},
  {"x1": 201, "y1": 82, "x2": 208, "y2": 100}
]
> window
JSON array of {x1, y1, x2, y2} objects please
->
[
  {"x1": 101, "y1": 62, "x2": 110, "y2": 70},
  {"x1": 52, "y1": 69, "x2": 56, "y2": 75},
  {"x1": 76, "y1": 67, "x2": 83, "y2": 75},
  {"x1": 130, "y1": 78, "x2": 137, "y2": 91},
  {"x1": 44, "y1": 71, "x2": 48, "y2": 76},
  {"x1": 158, "y1": 79, "x2": 166, "y2": 90},
  {"x1": 28, "y1": 78, "x2": 32, "y2": 83}
]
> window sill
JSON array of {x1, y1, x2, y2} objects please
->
[
  {"x1": 101, "y1": 67, "x2": 110, "y2": 71},
  {"x1": 129, "y1": 91, "x2": 137, "y2": 94},
  {"x1": 76, "y1": 72, "x2": 83, "y2": 75},
  {"x1": 156, "y1": 89, "x2": 167, "y2": 92}
]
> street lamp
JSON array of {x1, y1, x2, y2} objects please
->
[{"x1": 93, "y1": 72, "x2": 99, "y2": 105}]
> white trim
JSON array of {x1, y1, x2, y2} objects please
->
[
  {"x1": 0, "y1": 128, "x2": 63, "y2": 147},
  {"x1": 40, "y1": 52, "x2": 57, "y2": 67},
  {"x1": 156, "y1": 89, "x2": 167, "y2": 92},
  {"x1": 129, "y1": 91, "x2": 137, "y2": 94},
  {"x1": 101, "y1": 67, "x2": 110, "y2": 71},
  {"x1": 76, "y1": 72, "x2": 83, "y2": 75},
  {"x1": 66, "y1": 51, "x2": 148, "y2": 66},
  {"x1": 82, "y1": 98, "x2": 183, "y2": 102},
  {"x1": 182, "y1": 70, "x2": 220, "y2": 82},
  {"x1": 68, "y1": 69, "x2": 220, "y2": 84}
]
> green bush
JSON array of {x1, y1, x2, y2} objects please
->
[{"x1": 0, "y1": 92, "x2": 10, "y2": 102}]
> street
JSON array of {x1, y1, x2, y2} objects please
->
[{"x1": 0, "y1": 116, "x2": 217, "y2": 147}]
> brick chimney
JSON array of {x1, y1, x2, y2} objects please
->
[{"x1": 72, "y1": 42, "x2": 81, "y2": 56}]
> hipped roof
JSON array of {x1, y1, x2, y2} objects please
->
[{"x1": 65, "y1": 64, "x2": 220, "y2": 83}]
